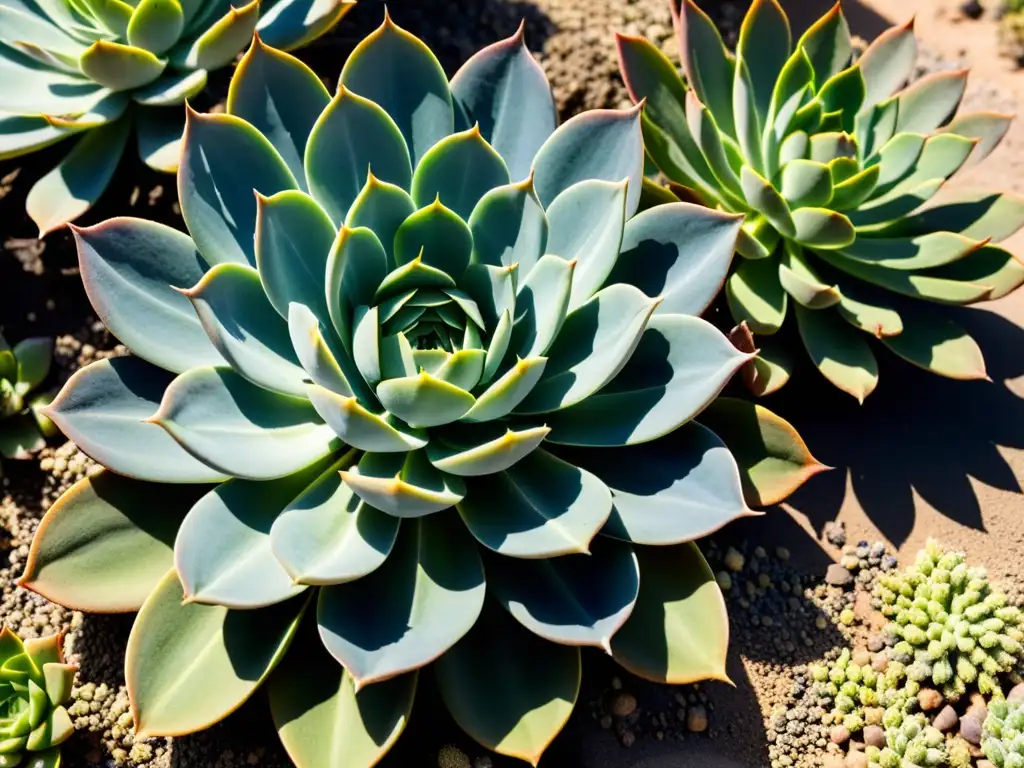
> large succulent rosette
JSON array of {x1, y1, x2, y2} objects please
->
[
  {"x1": 21, "y1": 18, "x2": 822, "y2": 767},
  {"x1": 0, "y1": 0, "x2": 353, "y2": 233}
]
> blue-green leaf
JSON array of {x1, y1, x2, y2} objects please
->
[
  {"x1": 170, "y1": 0, "x2": 258, "y2": 70},
  {"x1": 393, "y1": 199, "x2": 473, "y2": 279},
  {"x1": 184, "y1": 263, "x2": 307, "y2": 397},
  {"x1": 410, "y1": 126, "x2": 510, "y2": 220},
  {"x1": 339, "y1": 12, "x2": 454, "y2": 168},
  {"x1": 487, "y1": 537, "x2": 639, "y2": 649},
  {"x1": 341, "y1": 450, "x2": 466, "y2": 517},
  {"x1": 461, "y1": 356, "x2": 547, "y2": 423},
  {"x1": 375, "y1": 372, "x2": 475, "y2": 429},
  {"x1": 450, "y1": 23, "x2": 556, "y2": 181},
  {"x1": 857, "y1": 18, "x2": 917, "y2": 108},
  {"x1": 456, "y1": 447, "x2": 610, "y2": 557},
  {"x1": 80, "y1": 40, "x2": 166, "y2": 90},
  {"x1": 126, "y1": 0, "x2": 184, "y2": 55},
  {"x1": 227, "y1": 36, "x2": 330, "y2": 190},
  {"x1": 532, "y1": 106, "x2": 645, "y2": 218},
  {"x1": 317, "y1": 512, "x2": 484, "y2": 685},
  {"x1": 608, "y1": 203, "x2": 741, "y2": 316},
  {"x1": 180, "y1": 110, "x2": 298, "y2": 267},
  {"x1": 175, "y1": 466, "x2": 327, "y2": 608},
  {"x1": 558, "y1": 423, "x2": 752, "y2": 545},
  {"x1": 426, "y1": 424, "x2": 549, "y2": 477},
  {"x1": 795, "y1": 304, "x2": 878, "y2": 402},
  {"x1": 255, "y1": 0, "x2": 355, "y2": 51},
  {"x1": 895, "y1": 69, "x2": 968, "y2": 135},
  {"x1": 43, "y1": 358, "x2": 228, "y2": 484},
  {"x1": 305, "y1": 384, "x2": 427, "y2": 453},
  {"x1": 510, "y1": 254, "x2": 574, "y2": 359},
  {"x1": 735, "y1": 0, "x2": 791, "y2": 120},
  {"x1": 270, "y1": 455, "x2": 399, "y2": 586},
  {"x1": 254, "y1": 189, "x2": 336, "y2": 322},
  {"x1": 151, "y1": 367, "x2": 340, "y2": 480},
  {"x1": 345, "y1": 174, "x2": 416, "y2": 266},
  {"x1": 305, "y1": 87, "x2": 412, "y2": 225},
  {"x1": 545, "y1": 179, "x2": 627, "y2": 311},
  {"x1": 677, "y1": 0, "x2": 735, "y2": 136},
  {"x1": 545, "y1": 315, "x2": 751, "y2": 446},
  {"x1": 71, "y1": 217, "x2": 223, "y2": 374}
]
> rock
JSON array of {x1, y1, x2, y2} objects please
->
[
  {"x1": 686, "y1": 704, "x2": 708, "y2": 733},
  {"x1": 918, "y1": 688, "x2": 943, "y2": 712},
  {"x1": 825, "y1": 564, "x2": 853, "y2": 587},
  {"x1": 830, "y1": 725, "x2": 851, "y2": 746},
  {"x1": 473, "y1": 759, "x2": 493, "y2": 768},
  {"x1": 960, "y1": 713, "x2": 984, "y2": 745},
  {"x1": 960, "y1": 0, "x2": 983, "y2": 19},
  {"x1": 1008, "y1": 683, "x2": 1024, "y2": 704},
  {"x1": 979, "y1": 761, "x2": 999, "y2": 768},
  {"x1": 862, "y1": 725, "x2": 885, "y2": 748},
  {"x1": 724, "y1": 547, "x2": 745, "y2": 573},
  {"x1": 934, "y1": 705, "x2": 958, "y2": 733},
  {"x1": 715, "y1": 571, "x2": 732, "y2": 591},
  {"x1": 845, "y1": 751, "x2": 869, "y2": 768},
  {"x1": 437, "y1": 745, "x2": 470, "y2": 768},
  {"x1": 867, "y1": 635, "x2": 886, "y2": 653},
  {"x1": 967, "y1": 692, "x2": 989, "y2": 721},
  {"x1": 611, "y1": 692, "x2": 637, "y2": 718},
  {"x1": 871, "y1": 653, "x2": 889, "y2": 673},
  {"x1": 864, "y1": 707, "x2": 884, "y2": 726},
  {"x1": 824, "y1": 521, "x2": 846, "y2": 547},
  {"x1": 822, "y1": 757, "x2": 845, "y2": 768}
]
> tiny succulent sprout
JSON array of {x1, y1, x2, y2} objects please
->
[
  {"x1": 0, "y1": 332, "x2": 56, "y2": 476},
  {"x1": 985, "y1": 697, "x2": 1024, "y2": 768},
  {"x1": 18, "y1": 16, "x2": 826, "y2": 768},
  {"x1": 0, "y1": 0, "x2": 355, "y2": 235},
  {"x1": 0, "y1": 628, "x2": 77, "y2": 768},
  {"x1": 617, "y1": 0, "x2": 1024, "y2": 400}
]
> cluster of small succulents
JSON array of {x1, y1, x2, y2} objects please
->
[
  {"x1": 0, "y1": 628, "x2": 77, "y2": 768},
  {"x1": 874, "y1": 714, "x2": 947, "y2": 768},
  {"x1": 878, "y1": 541, "x2": 1024, "y2": 702},
  {"x1": 0, "y1": 333, "x2": 56, "y2": 475},
  {"x1": 984, "y1": 697, "x2": 1024, "y2": 768}
]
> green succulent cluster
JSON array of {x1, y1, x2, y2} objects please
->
[
  {"x1": 0, "y1": 0, "x2": 354, "y2": 234},
  {"x1": 874, "y1": 714, "x2": 946, "y2": 768},
  {"x1": 617, "y1": 0, "x2": 1024, "y2": 400},
  {"x1": 0, "y1": 628, "x2": 77, "y2": 768},
  {"x1": 19, "y1": 18, "x2": 824, "y2": 768},
  {"x1": 0, "y1": 333, "x2": 55, "y2": 476},
  {"x1": 878, "y1": 541, "x2": 1024, "y2": 702},
  {"x1": 984, "y1": 697, "x2": 1024, "y2": 768}
]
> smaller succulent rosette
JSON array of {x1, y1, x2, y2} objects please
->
[
  {"x1": 0, "y1": 629, "x2": 77, "y2": 768},
  {"x1": 618, "y1": 0, "x2": 1024, "y2": 400},
  {"x1": 985, "y1": 696, "x2": 1024, "y2": 768},
  {"x1": 0, "y1": 332, "x2": 55, "y2": 475},
  {"x1": 0, "y1": 0, "x2": 354, "y2": 233}
]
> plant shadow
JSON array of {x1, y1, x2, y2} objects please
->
[{"x1": 755, "y1": 302, "x2": 1024, "y2": 549}]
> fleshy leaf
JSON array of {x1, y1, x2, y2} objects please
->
[
  {"x1": 171, "y1": 0, "x2": 259, "y2": 70},
  {"x1": 306, "y1": 384, "x2": 427, "y2": 453},
  {"x1": 435, "y1": 597, "x2": 579, "y2": 767},
  {"x1": 795, "y1": 305, "x2": 878, "y2": 402},
  {"x1": 393, "y1": 199, "x2": 473, "y2": 279},
  {"x1": 174, "y1": 465, "x2": 330, "y2": 608},
  {"x1": 510, "y1": 254, "x2": 574, "y2": 359},
  {"x1": 179, "y1": 110, "x2": 298, "y2": 267},
  {"x1": 270, "y1": 455, "x2": 399, "y2": 586},
  {"x1": 376, "y1": 372, "x2": 475, "y2": 429},
  {"x1": 460, "y1": 357, "x2": 547, "y2": 423},
  {"x1": 44, "y1": 358, "x2": 228, "y2": 483},
  {"x1": 450, "y1": 23, "x2": 557, "y2": 181},
  {"x1": 487, "y1": 537, "x2": 639, "y2": 649},
  {"x1": 545, "y1": 315, "x2": 751, "y2": 446},
  {"x1": 608, "y1": 202, "x2": 741, "y2": 317},
  {"x1": 468, "y1": 180, "x2": 548, "y2": 272},
  {"x1": 610, "y1": 542, "x2": 729, "y2": 684},
  {"x1": 880, "y1": 309, "x2": 987, "y2": 381},
  {"x1": 531, "y1": 106, "x2": 645, "y2": 218},
  {"x1": 557, "y1": 422, "x2": 752, "y2": 545},
  {"x1": 726, "y1": 256, "x2": 787, "y2": 335},
  {"x1": 677, "y1": 0, "x2": 736, "y2": 136},
  {"x1": 544, "y1": 179, "x2": 627, "y2": 311},
  {"x1": 339, "y1": 13, "x2": 454, "y2": 167},
  {"x1": 317, "y1": 512, "x2": 485, "y2": 686},
  {"x1": 19, "y1": 471, "x2": 206, "y2": 613},
  {"x1": 340, "y1": 450, "x2": 466, "y2": 517},
  {"x1": 696, "y1": 397, "x2": 828, "y2": 507},
  {"x1": 127, "y1": 0, "x2": 184, "y2": 55},
  {"x1": 305, "y1": 87, "x2": 412, "y2": 225},
  {"x1": 345, "y1": 174, "x2": 416, "y2": 266},
  {"x1": 227, "y1": 36, "x2": 330, "y2": 190},
  {"x1": 80, "y1": 40, "x2": 166, "y2": 90},
  {"x1": 857, "y1": 18, "x2": 917, "y2": 107},
  {"x1": 185, "y1": 263, "x2": 307, "y2": 397},
  {"x1": 150, "y1": 367, "x2": 340, "y2": 480},
  {"x1": 73, "y1": 217, "x2": 223, "y2": 374},
  {"x1": 127, "y1": 570, "x2": 305, "y2": 738},
  {"x1": 410, "y1": 126, "x2": 510, "y2": 220}
]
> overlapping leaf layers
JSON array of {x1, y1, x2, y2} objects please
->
[
  {"x1": 618, "y1": 0, "x2": 1024, "y2": 401},
  {"x1": 20, "y1": 18, "x2": 823, "y2": 767},
  {"x1": 0, "y1": 0, "x2": 354, "y2": 234},
  {"x1": 0, "y1": 629, "x2": 77, "y2": 768},
  {"x1": 0, "y1": 332, "x2": 55, "y2": 477}
]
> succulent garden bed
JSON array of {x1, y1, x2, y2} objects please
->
[{"x1": 2, "y1": 0, "x2": 1024, "y2": 767}]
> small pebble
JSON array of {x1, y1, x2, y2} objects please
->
[
  {"x1": 825, "y1": 564, "x2": 853, "y2": 587},
  {"x1": 829, "y1": 725, "x2": 850, "y2": 745},
  {"x1": 917, "y1": 688, "x2": 943, "y2": 712},
  {"x1": 933, "y1": 705, "x2": 958, "y2": 733},
  {"x1": 724, "y1": 547, "x2": 745, "y2": 573},
  {"x1": 686, "y1": 704, "x2": 708, "y2": 733},
  {"x1": 862, "y1": 725, "x2": 885, "y2": 748},
  {"x1": 960, "y1": 713, "x2": 984, "y2": 745},
  {"x1": 610, "y1": 693, "x2": 637, "y2": 718}
]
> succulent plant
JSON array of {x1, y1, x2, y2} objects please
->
[
  {"x1": 878, "y1": 714, "x2": 946, "y2": 768},
  {"x1": 0, "y1": 0, "x2": 354, "y2": 234},
  {"x1": 617, "y1": 0, "x2": 1024, "y2": 400},
  {"x1": 0, "y1": 628, "x2": 77, "y2": 768},
  {"x1": 0, "y1": 332, "x2": 56, "y2": 475},
  {"x1": 878, "y1": 541, "x2": 1024, "y2": 703},
  {"x1": 984, "y1": 696, "x2": 1024, "y2": 768},
  {"x1": 19, "y1": 18, "x2": 823, "y2": 767}
]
